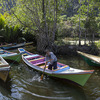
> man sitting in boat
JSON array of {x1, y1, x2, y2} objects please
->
[{"x1": 45, "y1": 49, "x2": 57, "y2": 70}]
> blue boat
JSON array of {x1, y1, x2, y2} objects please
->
[{"x1": 1, "y1": 43, "x2": 25, "y2": 50}]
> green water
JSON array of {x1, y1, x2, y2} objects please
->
[{"x1": 0, "y1": 46, "x2": 100, "y2": 100}]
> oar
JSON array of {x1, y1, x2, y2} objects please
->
[{"x1": 40, "y1": 64, "x2": 46, "y2": 80}]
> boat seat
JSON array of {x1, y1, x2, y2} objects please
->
[
  {"x1": 25, "y1": 54, "x2": 39, "y2": 59},
  {"x1": 0, "y1": 50, "x2": 4, "y2": 54},
  {"x1": 7, "y1": 53, "x2": 12, "y2": 54},
  {"x1": 57, "y1": 62, "x2": 65, "y2": 66},
  {"x1": 27, "y1": 55, "x2": 42, "y2": 60},
  {"x1": 29, "y1": 57, "x2": 44, "y2": 61},
  {"x1": 40, "y1": 65, "x2": 48, "y2": 69},
  {"x1": 19, "y1": 48, "x2": 25, "y2": 52},
  {"x1": 23, "y1": 51, "x2": 32, "y2": 55},
  {"x1": 39, "y1": 65, "x2": 59, "y2": 70},
  {"x1": 30, "y1": 58, "x2": 45, "y2": 64},
  {"x1": 54, "y1": 65, "x2": 70, "y2": 73},
  {"x1": 34, "y1": 61, "x2": 45, "y2": 66},
  {"x1": 0, "y1": 64, "x2": 9, "y2": 67},
  {"x1": 23, "y1": 53, "x2": 28, "y2": 56}
]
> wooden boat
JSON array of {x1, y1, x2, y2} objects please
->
[
  {"x1": 25, "y1": 42, "x2": 33, "y2": 46},
  {"x1": 77, "y1": 51, "x2": 100, "y2": 67},
  {"x1": 0, "y1": 44, "x2": 8, "y2": 48},
  {"x1": 0, "y1": 49, "x2": 21, "y2": 63},
  {"x1": 1, "y1": 42, "x2": 25, "y2": 50},
  {"x1": 0, "y1": 56, "x2": 10, "y2": 82},
  {"x1": 18, "y1": 48, "x2": 94, "y2": 86}
]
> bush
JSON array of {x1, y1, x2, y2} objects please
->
[{"x1": 23, "y1": 32, "x2": 37, "y2": 45}]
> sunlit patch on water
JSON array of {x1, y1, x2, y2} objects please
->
[{"x1": 29, "y1": 74, "x2": 41, "y2": 82}]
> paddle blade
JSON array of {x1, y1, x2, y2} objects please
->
[{"x1": 40, "y1": 74, "x2": 44, "y2": 80}]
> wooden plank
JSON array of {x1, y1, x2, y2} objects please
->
[
  {"x1": 29, "y1": 57, "x2": 44, "y2": 62},
  {"x1": 0, "y1": 64, "x2": 9, "y2": 67},
  {"x1": 34, "y1": 61, "x2": 45, "y2": 66},
  {"x1": 26, "y1": 55, "x2": 42, "y2": 60}
]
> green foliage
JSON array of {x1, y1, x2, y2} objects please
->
[
  {"x1": 0, "y1": 0, "x2": 100, "y2": 46},
  {"x1": 0, "y1": 25, "x2": 23, "y2": 43},
  {"x1": 0, "y1": 14, "x2": 5, "y2": 29},
  {"x1": 0, "y1": 13, "x2": 23, "y2": 43},
  {"x1": 23, "y1": 32, "x2": 36, "y2": 44},
  {"x1": 85, "y1": 16, "x2": 98, "y2": 35},
  {"x1": 55, "y1": 39, "x2": 65, "y2": 46},
  {"x1": 95, "y1": 40, "x2": 100, "y2": 48},
  {"x1": 59, "y1": 15, "x2": 67, "y2": 21}
]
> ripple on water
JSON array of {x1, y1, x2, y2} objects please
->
[
  {"x1": 10, "y1": 71, "x2": 87, "y2": 100},
  {"x1": 0, "y1": 92, "x2": 10, "y2": 100},
  {"x1": 21, "y1": 89, "x2": 72, "y2": 100},
  {"x1": 0, "y1": 47, "x2": 100, "y2": 100}
]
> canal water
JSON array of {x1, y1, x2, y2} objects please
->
[{"x1": 0, "y1": 46, "x2": 100, "y2": 100}]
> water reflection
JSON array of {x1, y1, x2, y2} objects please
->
[{"x1": 0, "y1": 77, "x2": 11, "y2": 99}]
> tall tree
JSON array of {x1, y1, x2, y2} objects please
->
[{"x1": 0, "y1": 0, "x2": 68, "y2": 52}]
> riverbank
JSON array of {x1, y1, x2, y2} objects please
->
[
  {"x1": 57, "y1": 44, "x2": 99, "y2": 56},
  {"x1": 54, "y1": 38, "x2": 100, "y2": 56}
]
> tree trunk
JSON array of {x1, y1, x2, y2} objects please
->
[
  {"x1": 92, "y1": 33, "x2": 94, "y2": 44},
  {"x1": 42, "y1": 0, "x2": 45, "y2": 19},
  {"x1": 79, "y1": 15, "x2": 81, "y2": 46},
  {"x1": 79, "y1": 0, "x2": 81, "y2": 46},
  {"x1": 36, "y1": 0, "x2": 54, "y2": 53},
  {"x1": 55, "y1": 0, "x2": 57, "y2": 40},
  {"x1": 36, "y1": 0, "x2": 57, "y2": 53},
  {"x1": 84, "y1": 0, "x2": 89, "y2": 45},
  {"x1": 36, "y1": 31, "x2": 55, "y2": 53},
  {"x1": 36, "y1": 32, "x2": 47, "y2": 53},
  {"x1": 84, "y1": 32, "x2": 86, "y2": 45},
  {"x1": 53, "y1": 0, "x2": 57, "y2": 42}
]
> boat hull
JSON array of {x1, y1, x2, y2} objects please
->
[
  {"x1": 77, "y1": 51, "x2": 100, "y2": 67},
  {"x1": 51, "y1": 73, "x2": 92, "y2": 86},
  {"x1": 80, "y1": 55, "x2": 100, "y2": 67},
  {"x1": 0, "y1": 50, "x2": 21, "y2": 63},
  {"x1": 3, "y1": 54, "x2": 21, "y2": 63},
  {"x1": 0, "y1": 56, "x2": 10, "y2": 82},
  {"x1": 25, "y1": 42, "x2": 33, "y2": 46},
  {"x1": 0, "y1": 71, "x2": 9, "y2": 82},
  {"x1": 1, "y1": 43, "x2": 25, "y2": 50}
]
